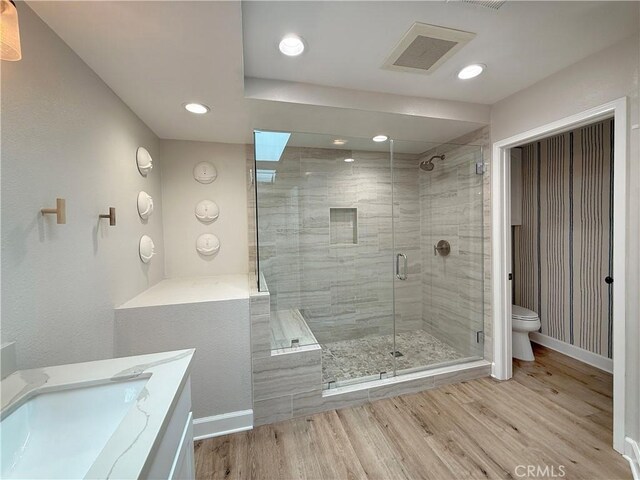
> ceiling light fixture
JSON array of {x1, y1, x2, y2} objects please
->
[
  {"x1": 184, "y1": 103, "x2": 210, "y2": 114},
  {"x1": 333, "y1": 139, "x2": 347, "y2": 145},
  {"x1": 344, "y1": 158, "x2": 355, "y2": 163},
  {"x1": 279, "y1": 34, "x2": 305, "y2": 56},
  {"x1": 0, "y1": 0, "x2": 22, "y2": 61},
  {"x1": 372, "y1": 135, "x2": 388, "y2": 142},
  {"x1": 457, "y1": 63, "x2": 485, "y2": 80}
]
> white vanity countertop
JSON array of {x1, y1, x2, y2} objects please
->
[
  {"x1": 117, "y1": 274, "x2": 249, "y2": 309},
  {"x1": 1, "y1": 349, "x2": 195, "y2": 479}
]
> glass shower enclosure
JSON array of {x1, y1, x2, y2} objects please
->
[{"x1": 253, "y1": 130, "x2": 484, "y2": 389}]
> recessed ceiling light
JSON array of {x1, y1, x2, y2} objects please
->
[
  {"x1": 333, "y1": 139, "x2": 347, "y2": 145},
  {"x1": 279, "y1": 34, "x2": 305, "y2": 56},
  {"x1": 344, "y1": 158, "x2": 355, "y2": 163},
  {"x1": 184, "y1": 103, "x2": 210, "y2": 114},
  {"x1": 372, "y1": 135, "x2": 388, "y2": 142},
  {"x1": 457, "y1": 64, "x2": 485, "y2": 80}
]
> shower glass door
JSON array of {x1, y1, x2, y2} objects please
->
[
  {"x1": 390, "y1": 138, "x2": 485, "y2": 376},
  {"x1": 254, "y1": 130, "x2": 486, "y2": 390},
  {"x1": 254, "y1": 130, "x2": 396, "y2": 389}
]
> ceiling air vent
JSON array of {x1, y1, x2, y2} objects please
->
[
  {"x1": 458, "y1": 0, "x2": 506, "y2": 10},
  {"x1": 382, "y1": 23, "x2": 476, "y2": 75}
]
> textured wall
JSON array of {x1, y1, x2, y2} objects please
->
[
  {"x1": 419, "y1": 129, "x2": 488, "y2": 359},
  {"x1": 159, "y1": 140, "x2": 248, "y2": 278},
  {"x1": 1, "y1": 4, "x2": 164, "y2": 370},
  {"x1": 255, "y1": 146, "x2": 422, "y2": 343},
  {"x1": 514, "y1": 120, "x2": 613, "y2": 358}
]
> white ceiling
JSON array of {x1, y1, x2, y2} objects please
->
[
  {"x1": 283, "y1": 132, "x2": 446, "y2": 155},
  {"x1": 28, "y1": 1, "x2": 254, "y2": 143},
  {"x1": 28, "y1": 1, "x2": 639, "y2": 146},
  {"x1": 243, "y1": 1, "x2": 639, "y2": 105}
]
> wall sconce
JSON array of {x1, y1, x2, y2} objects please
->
[
  {"x1": 136, "y1": 147, "x2": 153, "y2": 177},
  {"x1": 196, "y1": 234, "x2": 220, "y2": 257},
  {"x1": 137, "y1": 191, "x2": 154, "y2": 220},
  {"x1": 195, "y1": 200, "x2": 219, "y2": 223},
  {"x1": 1, "y1": 0, "x2": 22, "y2": 61},
  {"x1": 193, "y1": 162, "x2": 217, "y2": 184},
  {"x1": 139, "y1": 235, "x2": 155, "y2": 264}
]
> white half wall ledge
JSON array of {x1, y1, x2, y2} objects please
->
[
  {"x1": 193, "y1": 410, "x2": 253, "y2": 441},
  {"x1": 244, "y1": 77, "x2": 491, "y2": 125},
  {"x1": 529, "y1": 332, "x2": 613, "y2": 374}
]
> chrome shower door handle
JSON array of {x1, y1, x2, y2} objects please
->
[{"x1": 396, "y1": 253, "x2": 408, "y2": 280}]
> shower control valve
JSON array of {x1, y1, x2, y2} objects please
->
[{"x1": 433, "y1": 240, "x2": 451, "y2": 257}]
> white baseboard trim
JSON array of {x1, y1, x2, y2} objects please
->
[
  {"x1": 529, "y1": 332, "x2": 613, "y2": 373},
  {"x1": 193, "y1": 409, "x2": 253, "y2": 441},
  {"x1": 624, "y1": 437, "x2": 640, "y2": 480}
]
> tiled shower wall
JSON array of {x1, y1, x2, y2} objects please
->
[
  {"x1": 247, "y1": 126, "x2": 492, "y2": 360},
  {"x1": 255, "y1": 147, "x2": 422, "y2": 343},
  {"x1": 420, "y1": 127, "x2": 491, "y2": 358}
]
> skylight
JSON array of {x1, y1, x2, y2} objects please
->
[
  {"x1": 256, "y1": 169, "x2": 277, "y2": 183},
  {"x1": 255, "y1": 130, "x2": 291, "y2": 162}
]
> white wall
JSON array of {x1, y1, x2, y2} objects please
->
[
  {"x1": 160, "y1": 140, "x2": 248, "y2": 278},
  {"x1": 491, "y1": 33, "x2": 640, "y2": 442},
  {"x1": 491, "y1": 34, "x2": 639, "y2": 141},
  {"x1": 1, "y1": 3, "x2": 165, "y2": 370}
]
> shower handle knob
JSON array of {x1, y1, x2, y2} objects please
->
[{"x1": 433, "y1": 240, "x2": 451, "y2": 257}]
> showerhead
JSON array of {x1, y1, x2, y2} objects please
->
[
  {"x1": 419, "y1": 154, "x2": 445, "y2": 172},
  {"x1": 419, "y1": 160, "x2": 435, "y2": 171}
]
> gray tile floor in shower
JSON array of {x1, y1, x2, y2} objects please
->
[{"x1": 321, "y1": 330, "x2": 465, "y2": 385}]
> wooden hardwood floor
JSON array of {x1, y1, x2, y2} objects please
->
[{"x1": 194, "y1": 345, "x2": 629, "y2": 479}]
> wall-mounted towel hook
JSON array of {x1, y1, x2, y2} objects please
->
[
  {"x1": 99, "y1": 207, "x2": 116, "y2": 226},
  {"x1": 41, "y1": 198, "x2": 66, "y2": 224}
]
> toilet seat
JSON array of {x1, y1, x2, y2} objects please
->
[{"x1": 512, "y1": 305, "x2": 539, "y2": 321}]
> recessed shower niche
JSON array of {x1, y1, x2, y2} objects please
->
[{"x1": 329, "y1": 208, "x2": 357, "y2": 245}]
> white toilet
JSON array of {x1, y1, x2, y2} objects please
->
[{"x1": 512, "y1": 305, "x2": 540, "y2": 361}]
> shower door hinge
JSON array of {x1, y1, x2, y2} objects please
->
[
  {"x1": 476, "y1": 162, "x2": 486, "y2": 175},
  {"x1": 476, "y1": 330, "x2": 485, "y2": 343}
]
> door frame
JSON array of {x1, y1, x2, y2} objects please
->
[{"x1": 490, "y1": 97, "x2": 628, "y2": 453}]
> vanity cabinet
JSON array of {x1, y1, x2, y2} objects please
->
[{"x1": 146, "y1": 376, "x2": 195, "y2": 479}]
